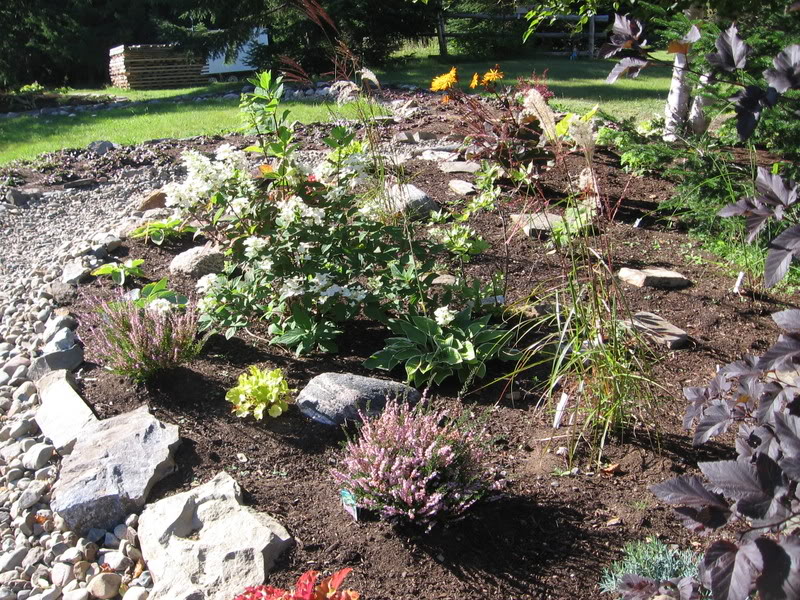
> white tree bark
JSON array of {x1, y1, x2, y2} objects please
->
[
  {"x1": 663, "y1": 52, "x2": 690, "y2": 142},
  {"x1": 688, "y1": 72, "x2": 712, "y2": 135}
]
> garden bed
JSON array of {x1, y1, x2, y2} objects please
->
[{"x1": 59, "y1": 118, "x2": 789, "y2": 599}]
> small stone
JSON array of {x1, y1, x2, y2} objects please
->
[
  {"x1": 617, "y1": 267, "x2": 691, "y2": 289},
  {"x1": 168, "y1": 245, "x2": 224, "y2": 278},
  {"x1": 511, "y1": 212, "x2": 565, "y2": 236},
  {"x1": 62, "y1": 590, "x2": 89, "y2": 600},
  {"x1": 138, "y1": 190, "x2": 167, "y2": 212},
  {"x1": 623, "y1": 311, "x2": 690, "y2": 350},
  {"x1": 122, "y1": 587, "x2": 148, "y2": 600},
  {"x1": 87, "y1": 573, "x2": 121, "y2": 599},
  {"x1": 439, "y1": 161, "x2": 480, "y2": 174},
  {"x1": 22, "y1": 443, "x2": 54, "y2": 470},
  {"x1": 448, "y1": 179, "x2": 476, "y2": 195},
  {"x1": 51, "y1": 561, "x2": 75, "y2": 587},
  {"x1": 60, "y1": 262, "x2": 90, "y2": 285},
  {"x1": 384, "y1": 184, "x2": 437, "y2": 219}
]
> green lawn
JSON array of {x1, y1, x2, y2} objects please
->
[
  {"x1": 1, "y1": 50, "x2": 673, "y2": 165},
  {"x1": 0, "y1": 99, "x2": 372, "y2": 164}
]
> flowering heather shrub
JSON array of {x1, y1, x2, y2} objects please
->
[
  {"x1": 84, "y1": 297, "x2": 202, "y2": 382},
  {"x1": 332, "y1": 400, "x2": 505, "y2": 529},
  {"x1": 232, "y1": 568, "x2": 359, "y2": 600}
]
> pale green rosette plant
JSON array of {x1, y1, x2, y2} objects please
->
[{"x1": 226, "y1": 366, "x2": 293, "y2": 419}]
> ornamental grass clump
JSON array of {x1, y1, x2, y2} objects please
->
[
  {"x1": 84, "y1": 296, "x2": 202, "y2": 382},
  {"x1": 332, "y1": 400, "x2": 505, "y2": 530}
]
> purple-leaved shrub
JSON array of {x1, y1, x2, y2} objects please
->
[
  {"x1": 83, "y1": 297, "x2": 202, "y2": 382},
  {"x1": 332, "y1": 400, "x2": 505, "y2": 530}
]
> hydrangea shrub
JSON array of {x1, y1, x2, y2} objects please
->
[{"x1": 332, "y1": 400, "x2": 505, "y2": 529}]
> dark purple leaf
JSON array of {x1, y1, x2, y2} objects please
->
[
  {"x1": 753, "y1": 536, "x2": 800, "y2": 599},
  {"x1": 702, "y1": 539, "x2": 761, "y2": 600},
  {"x1": 756, "y1": 384, "x2": 790, "y2": 426},
  {"x1": 765, "y1": 225, "x2": 800, "y2": 287},
  {"x1": 694, "y1": 401, "x2": 733, "y2": 446},
  {"x1": 737, "y1": 424, "x2": 779, "y2": 460},
  {"x1": 772, "y1": 309, "x2": 800, "y2": 333},
  {"x1": 718, "y1": 197, "x2": 772, "y2": 242},
  {"x1": 759, "y1": 333, "x2": 800, "y2": 370},
  {"x1": 606, "y1": 57, "x2": 649, "y2": 84},
  {"x1": 651, "y1": 475, "x2": 729, "y2": 507},
  {"x1": 722, "y1": 356, "x2": 761, "y2": 378},
  {"x1": 755, "y1": 168, "x2": 798, "y2": 212},
  {"x1": 617, "y1": 574, "x2": 660, "y2": 599},
  {"x1": 674, "y1": 505, "x2": 732, "y2": 533},
  {"x1": 706, "y1": 24, "x2": 750, "y2": 72},
  {"x1": 774, "y1": 412, "x2": 800, "y2": 457},
  {"x1": 599, "y1": 14, "x2": 647, "y2": 59},
  {"x1": 764, "y1": 45, "x2": 800, "y2": 94},
  {"x1": 731, "y1": 86, "x2": 780, "y2": 141}
]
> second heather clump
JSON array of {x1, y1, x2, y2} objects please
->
[{"x1": 333, "y1": 400, "x2": 504, "y2": 530}]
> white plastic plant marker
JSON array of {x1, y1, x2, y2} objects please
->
[
  {"x1": 553, "y1": 393, "x2": 569, "y2": 429},
  {"x1": 733, "y1": 271, "x2": 745, "y2": 294}
]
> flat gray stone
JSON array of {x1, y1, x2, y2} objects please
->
[
  {"x1": 28, "y1": 344, "x2": 84, "y2": 381},
  {"x1": 448, "y1": 179, "x2": 476, "y2": 195},
  {"x1": 297, "y1": 372, "x2": 420, "y2": 426},
  {"x1": 34, "y1": 371, "x2": 97, "y2": 454},
  {"x1": 511, "y1": 213, "x2": 564, "y2": 235},
  {"x1": 51, "y1": 405, "x2": 180, "y2": 534},
  {"x1": 439, "y1": 161, "x2": 480, "y2": 174},
  {"x1": 617, "y1": 267, "x2": 691, "y2": 289},
  {"x1": 624, "y1": 311, "x2": 690, "y2": 350},
  {"x1": 61, "y1": 261, "x2": 90, "y2": 285},
  {"x1": 393, "y1": 131, "x2": 416, "y2": 144},
  {"x1": 138, "y1": 472, "x2": 292, "y2": 600},
  {"x1": 88, "y1": 141, "x2": 115, "y2": 156},
  {"x1": 168, "y1": 245, "x2": 224, "y2": 278},
  {"x1": 385, "y1": 184, "x2": 437, "y2": 219}
]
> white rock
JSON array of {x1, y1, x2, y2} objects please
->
[
  {"x1": 87, "y1": 572, "x2": 121, "y2": 599},
  {"x1": 448, "y1": 179, "x2": 476, "y2": 195},
  {"x1": 33, "y1": 370, "x2": 97, "y2": 454},
  {"x1": 138, "y1": 472, "x2": 292, "y2": 600},
  {"x1": 617, "y1": 267, "x2": 691, "y2": 289}
]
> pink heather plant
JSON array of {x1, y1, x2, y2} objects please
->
[
  {"x1": 332, "y1": 400, "x2": 505, "y2": 530},
  {"x1": 83, "y1": 297, "x2": 202, "y2": 382}
]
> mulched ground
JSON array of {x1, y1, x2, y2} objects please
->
[{"x1": 12, "y1": 92, "x2": 795, "y2": 599}]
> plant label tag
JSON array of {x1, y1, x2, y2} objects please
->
[{"x1": 340, "y1": 489, "x2": 361, "y2": 521}]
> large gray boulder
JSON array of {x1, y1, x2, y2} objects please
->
[
  {"x1": 168, "y1": 245, "x2": 224, "y2": 278},
  {"x1": 297, "y1": 372, "x2": 420, "y2": 426},
  {"x1": 34, "y1": 370, "x2": 97, "y2": 454},
  {"x1": 138, "y1": 472, "x2": 292, "y2": 600},
  {"x1": 51, "y1": 405, "x2": 180, "y2": 533},
  {"x1": 28, "y1": 344, "x2": 84, "y2": 381}
]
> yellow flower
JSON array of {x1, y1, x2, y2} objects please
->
[
  {"x1": 481, "y1": 66, "x2": 504, "y2": 86},
  {"x1": 431, "y1": 67, "x2": 458, "y2": 92},
  {"x1": 469, "y1": 72, "x2": 480, "y2": 89}
]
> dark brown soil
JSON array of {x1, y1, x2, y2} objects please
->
[{"x1": 41, "y1": 93, "x2": 795, "y2": 599}]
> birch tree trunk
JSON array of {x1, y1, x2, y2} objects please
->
[
  {"x1": 663, "y1": 52, "x2": 690, "y2": 142},
  {"x1": 688, "y1": 72, "x2": 712, "y2": 135}
]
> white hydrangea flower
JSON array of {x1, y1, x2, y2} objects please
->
[
  {"x1": 243, "y1": 236, "x2": 268, "y2": 259},
  {"x1": 197, "y1": 296, "x2": 217, "y2": 314},
  {"x1": 310, "y1": 273, "x2": 331, "y2": 292},
  {"x1": 434, "y1": 306, "x2": 457, "y2": 327},
  {"x1": 196, "y1": 273, "x2": 223, "y2": 295},
  {"x1": 229, "y1": 196, "x2": 251, "y2": 215},
  {"x1": 146, "y1": 298, "x2": 173, "y2": 315},
  {"x1": 280, "y1": 276, "x2": 305, "y2": 298}
]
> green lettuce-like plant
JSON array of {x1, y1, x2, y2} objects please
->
[
  {"x1": 91, "y1": 259, "x2": 145, "y2": 286},
  {"x1": 131, "y1": 218, "x2": 196, "y2": 246},
  {"x1": 226, "y1": 366, "x2": 293, "y2": 419},
  {"x1": 364, "y1": 306, "x2": 513, "y2": 387}
]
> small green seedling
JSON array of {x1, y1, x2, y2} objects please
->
[{"x1": 91, "y1": 259, "x2": 145, "y2": 286}]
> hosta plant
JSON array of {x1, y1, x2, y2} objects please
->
[
  {"x1": 364, "y1": 306, "x2": 513, "y2": 387},
  {"x1": 91, "y1": 259, "x2": 144, "y2": 286},
  {"x1": 226, "y1": 366, "x2": 292, "y2": 420},
  {"x1": 232, "y1": 568, "x2": 359, "y2": 600},
  {"x1": 633, "y1": 308, "x2": 800, "y2": 600},
  {"x1": 332, "y1": 400, "x2": 505, "y2": 530}
]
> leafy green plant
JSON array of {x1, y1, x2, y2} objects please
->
[
  {"x1": 91, "y1": 259, "x2": 144, "y2": 286},
  {"x1": 430, "y1": 223, "x2": 490, "y2": 261},
  {"x1": 133, "y1": 278, "x2": 188, "y2": 309},
  {"x1": 364, "y1": 306, "x2": 512, "y2": 387},
  {"x1": 130, "y1": 218, "x2": 196, "y2": 246},
  {"x1": 599, "y1": 539, "x2": 700, "y2": 597},
  {"x1": 226, "y1": 366, "x2": 292, "y2": 420}
]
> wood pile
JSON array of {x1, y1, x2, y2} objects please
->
[{"x1": 109, "y1": 45, "x2": 208, "y2": 90}]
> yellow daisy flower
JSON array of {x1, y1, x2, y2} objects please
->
[
  {"x1": 431, "y1": 67, "x2": 458, "y2": 92},
  {"x1": 469, "y1": 72, "x2": 480, "y2": 89},
  {"x1": 481, "y1": 66, "x2": 504, "y2": 86}
]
